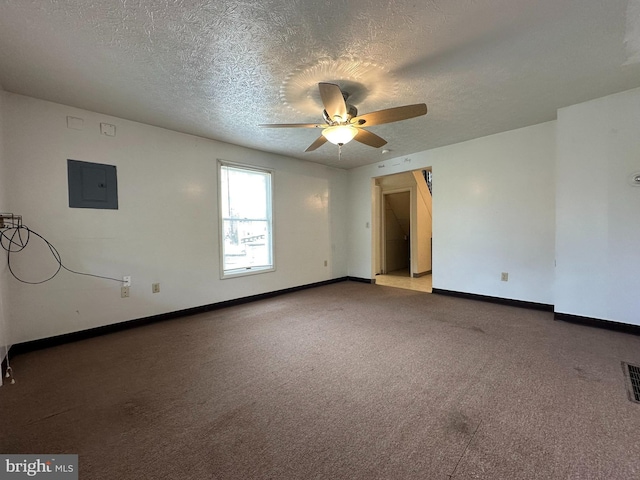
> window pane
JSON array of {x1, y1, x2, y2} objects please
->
[
  {"x1": 221, "y1": 166, "x2": 268, "y2": 219},
  {"x1": 222, "y1": 219, "x2": 271, "y2": 271},
  {"x1": 219, "y1": 163, "x2": 273, "y2": 276}
]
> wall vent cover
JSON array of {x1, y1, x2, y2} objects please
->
[{"x1": 622, "y1": 362, "x2": 640, "y2": 403}]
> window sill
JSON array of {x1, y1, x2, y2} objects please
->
[{"x1": 221, "y1": 266, "x2": 275, "y2": 280}]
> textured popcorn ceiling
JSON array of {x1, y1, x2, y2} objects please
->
[{"x1": 0, "y1": 0, "x2": 639, "y2": 169}]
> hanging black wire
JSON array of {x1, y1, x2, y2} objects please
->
[{"x1": 1, "y1": 219, "x2": 124, "y2": 285}]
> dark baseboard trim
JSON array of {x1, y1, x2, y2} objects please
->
[
  {"x1": 9, "y1": 277, "x2": 350, "y2": 357},
  {"x1": 554, "y1": 313, "x2": 640, "y2": 336},
  {"x1": 413, "y1": 270, "x2": 432, "y2": 278},
  {"x1": 348, "y1": 276, "x2": 374, "y2": 284},
  {"x1": 432, "y1": 288, "x2": 554, "y2": 312}
]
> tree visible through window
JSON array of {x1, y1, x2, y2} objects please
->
[{"x1": 219, "y1": 162, "x2": 273, "y2": 277}]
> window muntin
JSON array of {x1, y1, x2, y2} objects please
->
[{"x1": 219, "y1": 162, "x2": 274, "y2": 277}]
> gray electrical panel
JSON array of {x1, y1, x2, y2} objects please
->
[{"x1": 67, "y1": 159, "x2": 118, "y2": 209}]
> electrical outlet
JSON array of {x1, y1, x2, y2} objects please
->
[
  {"x1": 123, "y1": 276, "x2": 131, "y2": 287},
  {"x1": 121, "y1": 286, "x2": 130, "y2": 298},
  {"x1": 324, "y1": 260, "x2": 328, "y2": 267},
  {"x1": 152, "y1": 283, "x2": 160, "y2": 293},
  {"x1": 501, "y1": 272, "x2": 509, "y2": 282}
]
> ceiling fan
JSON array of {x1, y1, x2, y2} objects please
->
[{"x1": 259, "y1": 82, "x2": 428, "y2": 152}]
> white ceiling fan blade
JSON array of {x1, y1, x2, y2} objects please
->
[
  {"x1": 353, "y1": 129, "x2": 387, "y2": 148},
  {"x1": 352, "y1": 104, "x2": 427, "y2": 127},
  {"x1": 319, "y1": 83, "x2": 348, "y2": 122},
  {"x1": 305, "y1": 136, "x2": 328, "y2": 152}
]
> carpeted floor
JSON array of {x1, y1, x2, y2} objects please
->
[{"x1": 1, "y1": 281, "x2": 640, "y2": 479}]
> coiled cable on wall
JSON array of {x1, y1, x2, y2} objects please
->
[{"x1": 1, "y1": 217, "x2": 124, "y2": 285}]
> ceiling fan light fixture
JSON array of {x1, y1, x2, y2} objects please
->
[{"x1": 322, "y1": 125, "x2": 358, "y2": 145}]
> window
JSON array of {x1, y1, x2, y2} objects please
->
[{"x1": 219, "y1": 161, "x2": 274, "y2": 278}]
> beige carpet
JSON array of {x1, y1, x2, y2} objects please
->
[{"x1": 1, "y1": 281, "x2": 640, "y2": 479}]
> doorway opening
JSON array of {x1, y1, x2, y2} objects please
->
[
  {"x1": 372, "y1": 169, "x2": 432, "y2": 293},
  {"x1": 382, "y1": 190, "x2": 411, "y2": 275}
]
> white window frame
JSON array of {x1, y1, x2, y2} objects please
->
[{"x1": 218, "y1": 160, "x2": 275, "y2": 279}]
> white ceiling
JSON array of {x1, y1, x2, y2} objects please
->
[{"x1": 1, "y1": 0, "x2": 639, "y2": 169}]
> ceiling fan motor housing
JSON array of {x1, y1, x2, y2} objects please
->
[{"x1": 322, "y1": 104, "x2": 358, "y2": 125}]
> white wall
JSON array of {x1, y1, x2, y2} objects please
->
[
  {"x1": 2, "y1": 93, "x2": 348, "y2": 344},
  {"x1": 6, "y1": 85, "x2": 637, "y2": 344},
  {"x1": 413, "y1": 171, "x2": 432, "y2": 275},
  {"x1": 0, "y1": 88, "x2": 10, "y2": 382},
  {"x1": 349, "y1": 121, "x2": 556, "y2": 305},
  {"x1": 556, "y1": 87, "x2": 640, "y2": 325}
]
